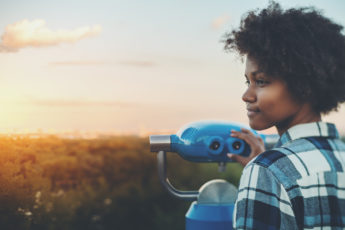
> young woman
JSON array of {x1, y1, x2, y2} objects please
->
[{"x1": 224, "y1": 2, "x2": 345, "y2": 229}]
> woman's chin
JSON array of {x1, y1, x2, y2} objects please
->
[{"x1": 248, "y1": 121, "x2": 271, "y2": 131}]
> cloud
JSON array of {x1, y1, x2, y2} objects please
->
[
  {"x1": 49, "y1": 60, "x2": 156, "y2": 67},
  {"x1": 50, "y1": 61, "x2": 107, "y2": 66},
  {"x1": 211, "y1": 14, "x2": 230, "y2": 30},
  {"x1": 0, "y1": 19, "x2": 102, "y2": 52},
  {"x1": 117, "y1": 60, "x2": 156, "y2": 67},
  {"x1": 0, "y1": 44, "x2": 17, "y2": 52},
  {"x1": 18, "y1": 98, "x2": 135, "y2": 108}
]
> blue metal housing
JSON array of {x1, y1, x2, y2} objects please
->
[{"x1": 170, "y1": 120, "x2": 265, "y2": 162}]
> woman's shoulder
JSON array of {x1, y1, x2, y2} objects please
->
[{"x1": 247, "y1": 136, "x2": 345, "y2": 188}]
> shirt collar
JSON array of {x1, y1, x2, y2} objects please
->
[{"x1": 275, "y1": 122, "x2": 339, "y2": 147}]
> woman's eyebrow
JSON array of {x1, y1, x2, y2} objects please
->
[
  {"x1": 245, "y1": 70, "x2": 263, "y2": 79},
  {"x1": 251, "y1": 70, "x2": 263, "y2": 76}
]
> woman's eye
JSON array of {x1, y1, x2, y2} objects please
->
[
  {"x1": 255, "y1": 79, "x2": 268, "y2": 86},
  {"x1": 245, "y1": 80, "x2": 250, "y2": 86}
]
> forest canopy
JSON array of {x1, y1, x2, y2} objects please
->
[{"x1": 0, "y1": 134, "x2": 243, "y2": 230}]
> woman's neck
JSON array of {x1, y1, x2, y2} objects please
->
[{"x1": 275, "y1": 104, "x2": 321, "y2": 136}]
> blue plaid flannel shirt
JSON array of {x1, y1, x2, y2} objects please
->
[{"x1": 233, "y1": 122, "x2": 345, "y2": 229}]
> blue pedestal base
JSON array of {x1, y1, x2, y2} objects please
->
[{"x1": 185, "y1": 201, "x2": 234, "y2": 230}]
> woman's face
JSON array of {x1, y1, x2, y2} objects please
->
[{"x1": 242, "y1": 56, "x2": 307, "y2": 133}]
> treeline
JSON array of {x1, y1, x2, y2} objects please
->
[{"x1": 0, "y1": 135, "x2": 243, "y2": 230}]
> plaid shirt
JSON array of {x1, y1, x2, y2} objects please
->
[{"x1": 233, "y1": 122, "x2": 345, "y2": 229}]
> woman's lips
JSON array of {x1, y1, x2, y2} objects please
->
[{"x1": 247, "y1": 108, "x2": 260, "y2": 117}]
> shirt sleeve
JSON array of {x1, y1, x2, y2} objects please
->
[{"x1": 233, "y1": 163, "x2": 297, "y2": 230}]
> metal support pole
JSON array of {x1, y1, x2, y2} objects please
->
[{"x1": 157, "y1": 151, "x2": 199, "y2": 201}]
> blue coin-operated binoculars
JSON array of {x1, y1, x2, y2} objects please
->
[{"x1": 149, "y1": 120, "x2": 278, "y2": 230}]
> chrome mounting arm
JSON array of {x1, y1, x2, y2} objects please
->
[{"x1": 157, "y1": 151, "x2": 199, "y2": 201}]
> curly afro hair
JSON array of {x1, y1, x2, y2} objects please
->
[{"x1": 224, "y1": 1, "x2": 345, "y2": 114}]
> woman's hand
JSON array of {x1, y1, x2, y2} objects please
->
[{"x1": 227, "y1": 128, "x2": 265, "y2": 167}]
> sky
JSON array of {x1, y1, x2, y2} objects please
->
[{"x1": 1, "y1": 0, "x2": 345, "y2": 135}]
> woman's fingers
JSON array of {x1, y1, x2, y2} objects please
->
[
  {"x1": 231, "y1": 130, "x2": 258, "y2": 146},
  {"x1": 256, "y1": 136, "x2": 264, "y2": 145},
  {"x1": 228, "y1": 129, "x2": 266, "y2": 167}
]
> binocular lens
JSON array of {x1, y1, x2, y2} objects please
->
[
  {"x1": 210, "y1": 141, "x2": 221, "y2": 150},
  {"x1": 232, "y1": 141, "x2": 242, "y2": 150}
]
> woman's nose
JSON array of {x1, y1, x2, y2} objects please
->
[{"x1": 242, "y1": 86, "x2": 256, "y2": 103}]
